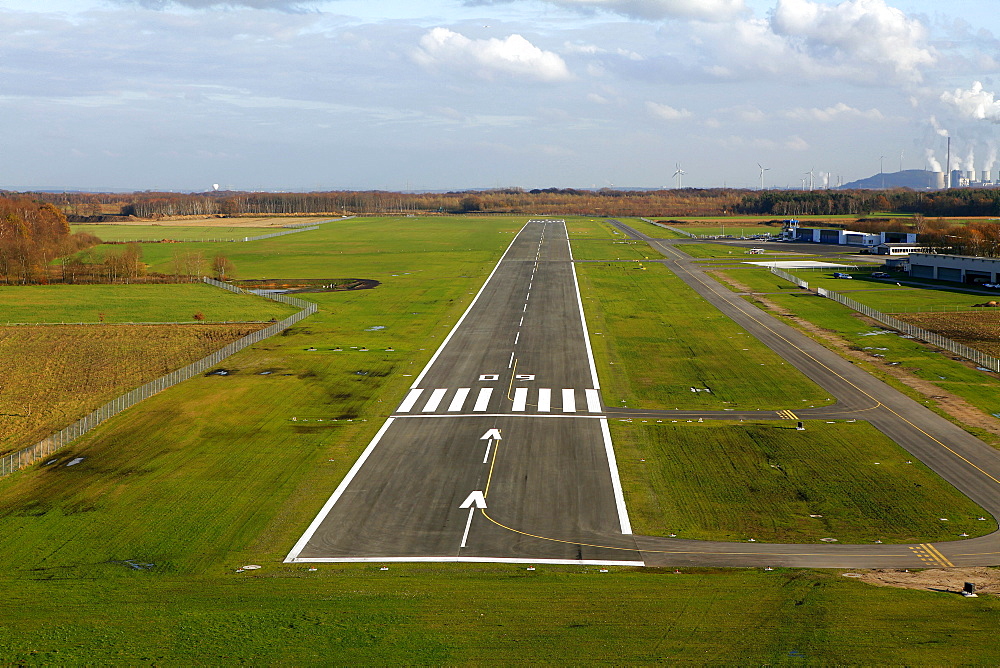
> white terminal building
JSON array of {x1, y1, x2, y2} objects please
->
[{"x1": 780, "y1": 220, "x2": 923, "y2": 254}]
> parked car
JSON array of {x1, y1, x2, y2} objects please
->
[
  {"x1": 832, "y1": 272, "x2": 853, "y2": 279},
  {"x1": 871, "y1": 272, "x2": 891, "y2": 278}
]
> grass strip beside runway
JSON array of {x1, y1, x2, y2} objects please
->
[
  {"x1": 1, "y1": 566, "x2": 999, "y2": 664},
  {"x1": 576, "y1": 261, "x2": 833, "y2": 410},
  {"x1": 613, "y1": 420, "x2": 994, "y2": 543}
]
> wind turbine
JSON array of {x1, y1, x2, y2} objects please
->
[
  {"x1": 757, "y1": 163, "x2": 770, "y2": 190},
  {"x1": 805, "y1": 168, "x2": 815, "y2": 191},
  {"x1": 673, "y1": 163, "x2": 687, "y2": 189}
]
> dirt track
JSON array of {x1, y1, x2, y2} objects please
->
[{"x1": 851, "y1": 567, "x2": 1000, "y2": 595}]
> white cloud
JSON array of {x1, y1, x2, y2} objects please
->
[
  {"x1": 940, "y1": 81, "x2": 1000, "y2": 122},
  {"x1": 783, "y1": 102, "x2": 885, "y2": 122},
  {"x1": 770, "y1": 0, "x2": 936, "y2": 83},
  {"x1": 646, "y1": 101, "x2": 692, "y2": 120},
  {"x1": 468, "y1": 0, "x2": 747, "y2": 22},
  {"x1": 563, "y1": 42, "x2": 644, "y2": 61},
  {"x1": 413, "y1": 28, "x2": 571, "y2": 82}
]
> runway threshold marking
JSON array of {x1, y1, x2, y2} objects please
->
[{"x1": 632, "y1": 229, "x2": 1000, "y2": 490}]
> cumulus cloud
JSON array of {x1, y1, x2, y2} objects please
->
[
  {"x1": 783, "y1": 102, "x2": 885, "y2": 122},
  {"x1": 413, "y1": 28, "x2": 571, "y2": 82},
  {"x1": 940, "y1": 81, "x2": 1000, "y2": 122},
  {"x1": 770, "y1": 0, "x2": 936, "y2": 82},
  {"x1": 466, "y1": 0, "x2": 747, "y2": 22},
  {"x1": 646, "y1": 101, "x2": 692, "y2": 120}
]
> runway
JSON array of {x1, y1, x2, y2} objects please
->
[
  {"x1": 286, "y1": 220, "x2": 641, "y2": 565},
  {"x1": 286, "y1": 218, "x2": 1000, "y2": 568}
]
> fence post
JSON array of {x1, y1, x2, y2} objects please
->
[{"x1": 1, "y1": 278, "x2": 319, "y2": 478}]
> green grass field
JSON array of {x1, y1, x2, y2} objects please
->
[
  {"x1": 576, "y1": 261, "x2": 833, "y2": 410},
  {"x1": 716, "y1": 265, "x2": 1000, "y2": 436},
  {"x1": 0, "y1": 283, "x2": 297, "y2": 323},
  {"x1": 2, "y1": 566, "x2": 1000, "y2": 664},
  {"x1": 1, "y1": 215, "x2": 999, "y2": 662},
  {"x1": 73, "y1": 224, "x2": 263, "y2": 242},
  {"x1": 614, "y1": 420, "x2": 993, "y2": 542},
  {"x1": 673, "y1": 242, "x2": 807, "y2": 259}
]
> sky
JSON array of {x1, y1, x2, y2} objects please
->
[{"x1": 3, "y1": 0, "x2": 1000, "y2": 192}]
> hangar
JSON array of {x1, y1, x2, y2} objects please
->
[{"x1": 907, "y1": 253, "x2": 1000, "y2": 285}]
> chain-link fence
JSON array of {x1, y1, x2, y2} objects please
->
[
  {"x1": 769, "y1": 267, "x2": 1000, "y2": 373},
  {"x1": 768, "y1": 267, "x2": 809, "y2": 289},
  {"x1": 0, "y1": 278, "x2": 318, "y2": 477}
]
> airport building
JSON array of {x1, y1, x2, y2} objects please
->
[
  {"x1": 908, "y1": 253, "x2": 1000, "y2": 285},
  {"x1": 780, "y1": 220, "x2": 917, "y2": 247}
]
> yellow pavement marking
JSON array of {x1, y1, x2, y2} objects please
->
[{"x1": 922, "y1": 543, "x2": 955, "y2": 567}]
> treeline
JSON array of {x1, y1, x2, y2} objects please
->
[
  {"x1": 0, "y1": 196, "x2": 99, "y2": 284},
  {"x1": 16, "y1": 185, "x2": 1000, "y2": 221},
  {"x1": 29, "y1": 188, "x2": 745, "y2": 219},
  {"x1": 735, "y1": 188, "x2": 1000, "y2": 217},
  {"x1": 919, "y1": 220, "x2": 1000, "y2": 258}
]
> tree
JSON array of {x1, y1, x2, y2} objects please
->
[
  {"x1": 212, "y1": 252, "x2": 234, "y2": 281},
  {"x1": 172, "y1": 249, "x2": 205, "y2": 280}
]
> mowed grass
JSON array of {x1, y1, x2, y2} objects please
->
[
  {"x1": 614, "y1": 420, "x2": 993, "y2": 543},
  {"x1": 2, "y1": 216, "x2": 1000, "y2": 662},
  {"x1": 0, "y1": 216, "x2": 524, "y2": 577},
  {"x1": 73, "y1": 224, "x2": 262, "y2": 241},
  {"x1": 674, "y1": 242, "x2": 797, "y2": 259},
  {"x1": 576, "y1": 261, "x2": 832, "y2": 410},
  {"x1": 72, "y1": 216, "x2": 338, "y2": 236},
  {"x1": 134, "y1": 216, "x2": 522, "y2": 281},
  {"x1": 0, "y1": 324, "x2": 265, "y2": 456},
  {"x1": 0, "y1": 283, "x2": 297, "y2": 324},
  {"x1": 717, "y1": 265, "x2": 1000, "y2": 431},
  {"x1": 2, "y1": 566, "x2": 1000, "y2": 665}
]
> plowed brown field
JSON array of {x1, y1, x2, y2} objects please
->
[
  {"x1": 895, "y1": 311, "x2": 1000, "y2": 357},
  {"x1": 0, "y1": 324, "x2": 264, "y2": 456}
]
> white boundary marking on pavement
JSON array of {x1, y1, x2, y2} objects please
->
[
  {"x1": 537, "y1": 388, "x2": 551, "y2": 412},
  {"x1": 410, "y1": 223, "x2": 527, "y2": 389},
  {"x1": 390, "y1": 413, "x2": 607, "y2": 419},
  {"x1": 562, "y1": 388, "x2": 576, "y2": 413},
  {"x1": 600, "y1": 417, "x2": 633, "y2": 535},
  {"x1": 397, "y1": 389, "x2": 423, "y2": 413},
  {"x1": 473, "y1": 387, "x2": 493, "y2": 411},
  {"x1": 586, "y1": 389, "x2": 602, "y2": 413},
  {"x1": 422, "y1": 388, "x2": 448, "y2": 412},
  {"x1": 448, "y1": 388, "x2": 470, "y2": 412},
  {"x1": 284, "y1": 418, "x2": 397, "y2": 562},
  {"x1": 289, "y1": 556, "x2": 646, "y2": 566},
  {"x1": 566, "y1": 222, "x2": 601, "y2": 389},
  {"x1": 512, "y1": 387, "x2": 529, "y2": 412}
]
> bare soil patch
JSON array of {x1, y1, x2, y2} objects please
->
[
  {"x1": 850, "y1": 567, "x2": 1000, "y2": 595},
  {"x1": 233, "y1": 278, "x2": 379, "y2": 293}
]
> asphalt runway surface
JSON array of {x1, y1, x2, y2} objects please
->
[
  {"x1": 287, "y1": 220, "x2": 642, "y2": 565},
  {"x1": 287, "y1": 219, "x2": 1000, "y2": 568}
]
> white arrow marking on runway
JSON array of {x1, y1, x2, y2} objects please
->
[
  {"x1": 459, "y1": 490, "x2": 488, "y2": 509},
  {"x1": 480, "y1": 428, "x2": 502, "y2": 440},
  {"x1": 459, "y1": 490, "x2": 488, "y2": 547}
]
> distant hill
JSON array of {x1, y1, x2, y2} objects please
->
[{"x1": 840, "y1": 170, "x2": 943, "y2": 190}]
